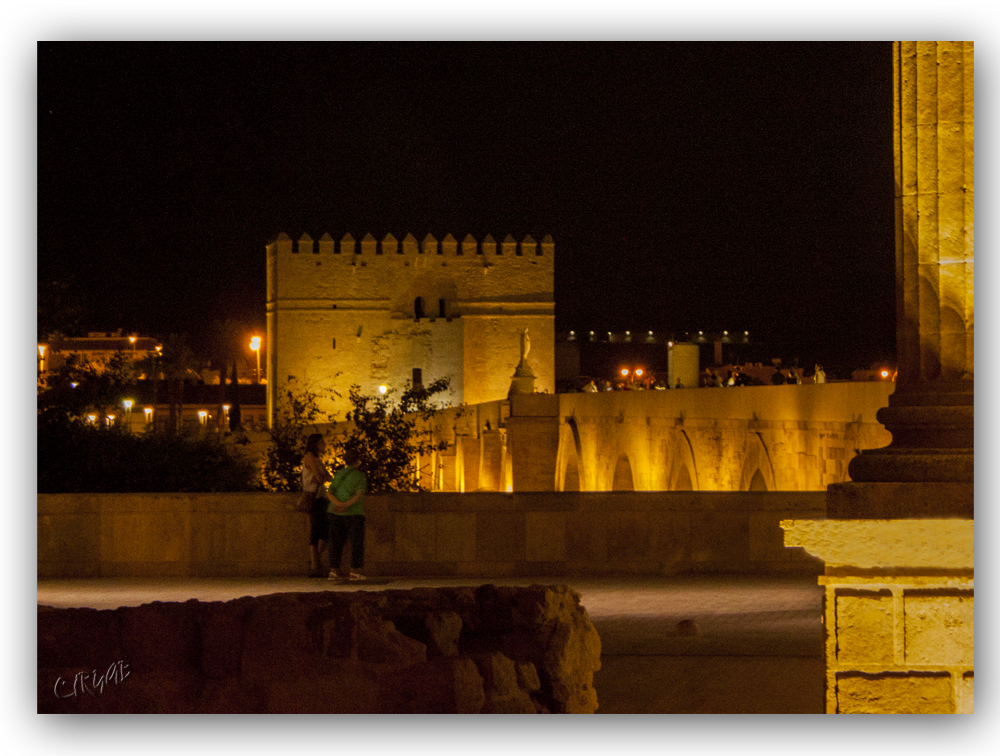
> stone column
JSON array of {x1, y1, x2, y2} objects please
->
[
  {"x1": 831, "y1": 41, "x2": 974, "y2": 517},
  {"x1": 784, "y1": 42, "x2": 975, "y2": 714}
]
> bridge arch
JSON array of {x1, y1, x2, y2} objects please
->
[
  {"x1": 612, "y1": 455, "x2": 635, "y2": 491},
  {"x1": 667, "y1": 429, "x2": 700, "y2": 491},
  {"x1": 739, "y1": 433, "x2": 776, "y2": 492}
]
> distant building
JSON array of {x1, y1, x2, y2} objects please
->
[
  {"x1": 37, "y1": 331, "x2": 161, "y2": 387},
  {"x1": 95, "y1": 381, "x2": 267, "y2": 434}
]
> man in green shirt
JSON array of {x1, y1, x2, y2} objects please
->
[{"x1": 327, "y1": 449, "x2": 367, "y2": 581}]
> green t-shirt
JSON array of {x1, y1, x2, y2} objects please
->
[{"x1": 328, "y1": 465, "x2": 366, "y2": 516}]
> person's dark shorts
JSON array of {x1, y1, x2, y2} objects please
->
[{"x1": 309, "y1": 498, "x2": 328, "y2": 544}]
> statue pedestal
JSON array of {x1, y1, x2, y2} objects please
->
[
  {"x1": 508, "y1": 359, "x2": 536, "y2": 398},
  {"x1": 781, "y1": 518, "x2": 974, "y2": 713}
]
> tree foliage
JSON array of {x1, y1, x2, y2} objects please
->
[
  {"x1": 260, "y1": 377, "x2": 337, "y2": 492},
  {"x1": 331, "y1": 378, "x2": 452, "y2": 493},
  {"x1": 37, "y1": 357, "x2": 259, "y2": 493},
  {"x1": 259, "y1": 376, "x2": 453, "y2": 494}
]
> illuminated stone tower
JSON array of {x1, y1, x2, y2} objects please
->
[{"x1": 266, "y1": 232, "x2": 555, "y2": 424}]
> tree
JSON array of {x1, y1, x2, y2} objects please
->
[
  {"x1": 160, "y1": 334, "x2": 198, "y2": 434},
  {"x1": 227, "y1": 357, "x2": 242, "y2": 432},
  {"x1": 331, "y1": 378, "x2": 452, "y2": 493},
  {"x1": 260, "y1": 377, "x2": 336, "y2": 492},
  {"x1": 37, "y1": 351, "x2": 135, "y2": 429}
]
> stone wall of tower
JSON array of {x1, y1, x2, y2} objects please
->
[{"x1": 266, "y1": 232, "x2": 554, "y2": 421}]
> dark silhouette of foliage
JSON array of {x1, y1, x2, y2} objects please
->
[{"x1": 260, "y1": 377, "x2": 337, "y2": 492}]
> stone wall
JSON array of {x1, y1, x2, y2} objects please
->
[
  {"x1": 38, "y1": 491, "x2": 825, "y2": 579},
  {"x1": 38, "y1": 584, "x2": 601, "y2": 714},
  {"x1": 372, "y1": 382, "x2": 894, "y2": 494}
]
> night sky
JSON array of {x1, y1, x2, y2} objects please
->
[{"x1": 37, "y1": 42, "x2": 896, "y2": 371}]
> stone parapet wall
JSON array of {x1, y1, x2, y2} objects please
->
[
  {"x1": 38, "y1": 584, "x2": 601, "y2": 714},
  {"x1": 38, "y1": 491, "x2": 825, "y2": 579}
]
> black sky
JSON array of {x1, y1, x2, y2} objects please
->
[{"x1": 37, "y1": 42, "x2": 896, "y2": 371}]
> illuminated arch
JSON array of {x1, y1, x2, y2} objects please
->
[
  {"x1": 558, "y1": 416, "x2": 584, "y2": 492},
  {"x1": 674, "y1": 464, "x2": 694, "y2": 491},
  {"x1": 667, "y1": 429, "x2": 700, "y2": 491},
  {"x1": 612, "y1": 455, "x2": 634, "y2": 491},
  {"x1": 738, "y1": 433, "x2": 776, "y2": 491}
]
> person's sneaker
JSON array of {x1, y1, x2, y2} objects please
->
[
  {"x1": 327, "y1": 570, "x2": 340, "y2": 581},
  {"x1": 348, "y1": 572, "x2": 366, "y2": 581}
]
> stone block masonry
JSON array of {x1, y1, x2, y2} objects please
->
[
  {"x1": 38, "y1": 585, "x2": 601, "y2": 714},
  {"x1": 38, "y1": 491, "x2": 826, "y2": 579}
]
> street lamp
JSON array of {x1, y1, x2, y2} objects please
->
[{"x1": 250, "y1": 336, "x2": 261, "y2": 384}]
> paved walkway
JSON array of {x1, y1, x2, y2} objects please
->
[{"x1": 37, "y1": 574, "x2": 826, "y2": 714}]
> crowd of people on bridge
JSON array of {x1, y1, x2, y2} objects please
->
[{"x1": 573, "y1": 363, "x2": 829, "y2": 392}]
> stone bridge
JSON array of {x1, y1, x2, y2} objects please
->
[{"x1": 421, "y1": 382, "x2": 894, "y2": 493}]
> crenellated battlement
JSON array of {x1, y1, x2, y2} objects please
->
[{"x1": 272, "y1": 231, "x2": 554, "y2": 258}]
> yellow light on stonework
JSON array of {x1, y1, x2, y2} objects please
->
[{"x1": 379, "y1": 385, "x2": 388, "y2": 394}]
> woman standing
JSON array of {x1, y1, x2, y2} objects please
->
[{"x1": 302, "y1": 433, "x2": 332, "y2": 578}]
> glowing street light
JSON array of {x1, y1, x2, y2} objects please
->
[
  {"x1": 198, "y1": 410, "x2": 208, "y2": 426},
  {"x1": 378, "y1": 385, "x2": 388, "y2": 394},
  {"x1": 250, "y1": 336, "x2": 261, "y2": 384}
]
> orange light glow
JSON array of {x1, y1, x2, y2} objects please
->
[
  {"x1": 621, "y1": 368, "x2": 629, "y2": 377},
  {"x1": 635, "y1": 369, "x2": 644, "y2": 377},
  {"x1": 880, "y1": 370, "x2": 890, "y2": 379}
]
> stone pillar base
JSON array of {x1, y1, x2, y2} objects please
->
[
  {"x1": 827, "y1": 482, "x2": 973, "y2": 519},
  {"x1": 782, "y1": 518, "x2": 974, "y2": 714}
]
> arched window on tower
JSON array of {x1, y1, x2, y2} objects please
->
[{"x1": 414, "y1": 297, "x2": 425, "y2": 319}]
